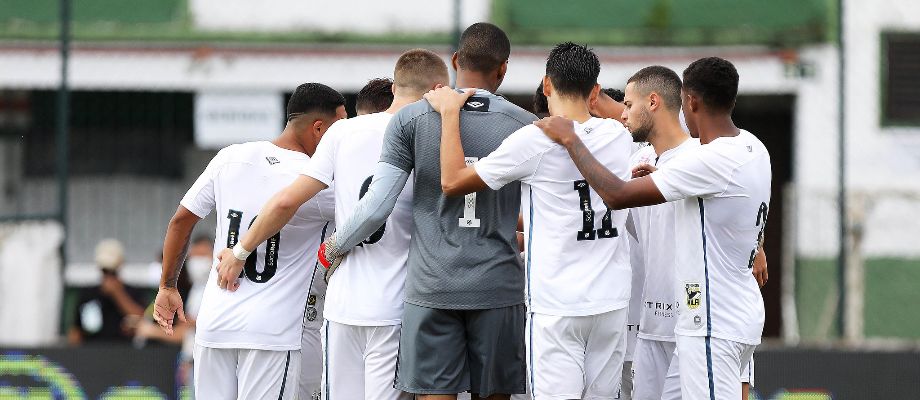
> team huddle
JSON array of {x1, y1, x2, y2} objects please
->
[{"x1": 153, "y1": 22, "x2": 770, "y2": 400}]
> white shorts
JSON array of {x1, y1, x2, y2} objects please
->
[
  {"x1": 322, "y1": 320, "x2": 410, "y2": 400},
  {"x1": 632, "y1": 338, "x2": 680, "y2": 400},
  {"x1": 528, "y1": 308, "x2": 627, "y2": 400},
  {"x1": 740, "y1": 355, "x2": 754, "y2": 386},
  {"x1": 194, "y1": 345, "x2": 300, "y2": 400},
  {"x1": 616, "y1": 361, "x2": 634, "y2": 400},
  {"x1": 675, "y1": 336, "x2": 755, "y2": 400}
]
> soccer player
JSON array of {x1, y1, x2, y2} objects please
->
[
  {"x1": 356, "y1": 77, "x2": 395, "y2": 115},
  {"x1": 212, "y1": 48, "x2": 450, "y2": 400},
  {"x1": 317, "y1": 22, "x2": 536, "y2": 400},
  {"x1": 620, "y1": 66, "x2": 694, "y2": 400},
  {"x1": 536, "y1": 57, "x2": 769, "y2": 400},
  {"x1": 152, "y1": 83, "x2": 345, "y2": 400},
  {"x1": 425, "y1": 42, "x2": 632, "y2": 400}
]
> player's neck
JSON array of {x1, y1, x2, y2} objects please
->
[
  {"x1": 455, "y1": 73, "x2": 499, "y2": 94},
  {"x1": 273, "y1": 125, "x2": 312, "y2": 156},
  {"x1": 550, "y1": 100, "x2": 592, "y2": 124},
  {"x1": 385, "y1": 94, "x2": 421, "y2": 114},
  {"x1": 697, "y1": 115, "x2": 739, "y2": 144},
  {"x1": 649, "y1": 115, "x2": 690, "y2": 156}
]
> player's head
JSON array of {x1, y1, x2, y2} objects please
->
[
  {"x1": 286, "y1": 82, "x2": 347, "y2": 144},
  {"x1": 603, "y1": 88, "x2": 625, "y2": 103},
  {"x1": 681, "y1": 57, "x2": 739, "y2": 138},
  {"x1": 623, "y1": 65, "x2": 682, "y2": 142},
  {"x1": 452, "y1": 22, "x2": 511, "y2": 92},
  {"x1": 533, "y1": 81, "x2": 549, "y2": 117},
  {"x1": 394, "y1": 48, "x2": 450, "y2": 100},
  {"x1": 590, "y1": 87, "x2": 626, "y2": 123},
  {"x1": 356, "y1": 78, "x2": 394, "y2": 115},
  {"x1": 541, "y1": 42, "x2": 601, "y2": 112}
]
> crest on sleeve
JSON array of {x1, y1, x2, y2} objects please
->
[{"x1": 685, "y1": 282, "x2": 701, "y2": 310}]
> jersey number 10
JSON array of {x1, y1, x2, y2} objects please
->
[{"x1": 226, "y1": 210, "x2": 280, "y2": 283}]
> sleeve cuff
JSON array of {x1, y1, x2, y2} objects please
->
[
  {"x1": 473, "y1": 164, "x2": 505, "y2": 190},
  {"x1": 649, "y1": 172, "x2": 680, "y2": 202},
  {"x1": 179, "y1": 200, "x2": 210, "y2": 219}
]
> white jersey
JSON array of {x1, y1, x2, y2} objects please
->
[
  {"x1": 630, "y1": 138, "x2": 700, "y2": 342},
  {"x1": 475, "y1": 117, "x2": 632, "y2": 316},
  {"x1": 182, "y1": 141, "x2": 335, "y2": 351},
  {"x1": 649, "y1": 130, "x2": 769, "y2": 345},
  {"x1": 624, "y1": 212, "x2": 644, "y2": 361},
  {"x1": 304, "y1": 112, "x2": 413, "y2": 326}
]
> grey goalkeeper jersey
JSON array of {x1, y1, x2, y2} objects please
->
[{"x1": 380, "y1": 90, "x2": 537, "y2": 309}]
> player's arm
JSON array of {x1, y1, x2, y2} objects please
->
[
  {"x1": 318, "y1": 162, "x2": 410, "y2": 267},
  {"x1": 589, "y1": 90, "x2": 621, "y2": 119},
  {"x1": 535, "y1": 116, "x2": 665, "y2": 210},
  {"x1": 215, "y1": 175, "x2": 328, "y2": 291},
  {"x1": 424, "y1": 87, "x2": 486, "y2": 196},
  {"x1": 153, "y1": 205, "x2": 199, "y2": 335}
]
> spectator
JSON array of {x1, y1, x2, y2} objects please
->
[{"x1": 68, "y1": 239, "x2": 147, "y2": 345}]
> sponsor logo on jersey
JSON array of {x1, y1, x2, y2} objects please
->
[
  {"x1": 644, "y1": 301, "x2": 676, "y2": 318},
  {"x1": 685, "y1": 282, "x2": 701, "y2": 310},
  {"x1": 462, "y1": 97, "x2": 490, "y2": 112},
  {"x1": 693, "y1": 315, "x2": 702, "y2": 327},
  {"x1": 266, "y1": 156, "x2": 280, "y2": 165}
]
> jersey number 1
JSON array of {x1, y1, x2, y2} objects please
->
[
  {"x1": 574, "y1": 180, "x2": 618, "y2": 241},
  {"x1": 226, "y1": 209, "x2": 280, "y2": 283},
  {"x1": 459, "y1": 157, "x2": 481, "y2": 228}
]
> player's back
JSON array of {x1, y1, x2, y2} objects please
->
[
  {"x1": 652, "y1": 130, "x2": 770, "y2": 345},
  {"x1": 514, "y1": 118, "x2": 632, "y2": 315},
  {"x1": 379, "y1": 90, "x2": 537, "y2": 310},
  {"x1": 183, "y1": 141, "x2": 334, "y2": 350},
  {"x1": 306, "y1": 112, "x2": 414, "y2": 325}
]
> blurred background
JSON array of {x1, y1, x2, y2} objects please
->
[{"x1": 0, "y1": 0, "x2": 918, "y2": 398}]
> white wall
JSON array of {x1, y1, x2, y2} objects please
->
[
  {"x1": 794, "y1": 0, "x2": 920, "y2": 258},
  {"x1": 189, "y1": 0, "x2": 491, "y2": 34}
]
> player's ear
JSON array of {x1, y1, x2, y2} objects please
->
[
  {"x1": 451, "y1": 52, "x2": 460, "y2": 71},
  {"x1": 685, "y1": 92, "x2": 699, "y2": 113},
  {"x1": 312, "y1": 119, "x2": 324, "y2": 135},
  {"x1": 588, "y1": 84, "x2": 601, "y2": 105},
  {"x1": 496, "y1": 60, "x2": 508, "y2": 81},
  {"x1": 648, "y1": 91, "x2": 660, "y2": 112},
  {"x1": 542, "y1": 75, "x2": 552, "y2": 97}
]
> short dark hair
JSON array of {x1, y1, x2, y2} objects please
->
[
  {"x1": 356, "y1": 78, "x2": 394, "y2": 114},
  {"x1": 286, "y1": 83, "x2": 346, "y2": 120},
  {"x1": 546, "y1": 42, "x2": 600, "y2": 99},
  {"x1": 627, "y1": 66, "x2": 682, "y2": 111},
  {"x1": 533, "y1": 81, "x2": 549, "y2": 115},
  {"x1": 457, "y1": 22, "x2": 510, "y2": 73},
  {"x1": 682, "y1": 57, "x2": 739, "y2": 111},
  {"x1": 602, "y1": 88, "x2": 625, "y2": 102},
  {"x1": 394, "y1": 49, "x2": 449, "y2": 95}
]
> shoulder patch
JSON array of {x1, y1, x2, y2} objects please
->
[
  {"x1": 463, "y1": 97, "x2": 490, "y2": 112},
  {"x1": 266, "y1": 156, "x2": 280, "y2": 165}
]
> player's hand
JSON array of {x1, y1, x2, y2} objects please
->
[
  {"x1": 534, "y1": 116, "x2": 577, "y2": 146},
  {"x1": 215, "y1": 248, "x2": 243, "y2": 291},
  {"x1": 753, "y1": 247, "x2": 768, "y2": 287},
  {"x1": 424, "y1": 87, "x2": 475, "y2": 115},
  {"x1": 152, "y1": 286, "x2": 187, "y2": 336},
  {"x1": 318, "y1": 236, "x2": 345, "y2": 283},
  {"x1": 632, "y1": 163, "x2": 658, "y2": 178}
]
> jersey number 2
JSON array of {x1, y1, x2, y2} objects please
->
[
  {"x1": 226, "y1": 209, "x2": 280, "y2": 283},
  {"x1": 574, "y1": 180, "x2": 618, "y2": 241}
]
